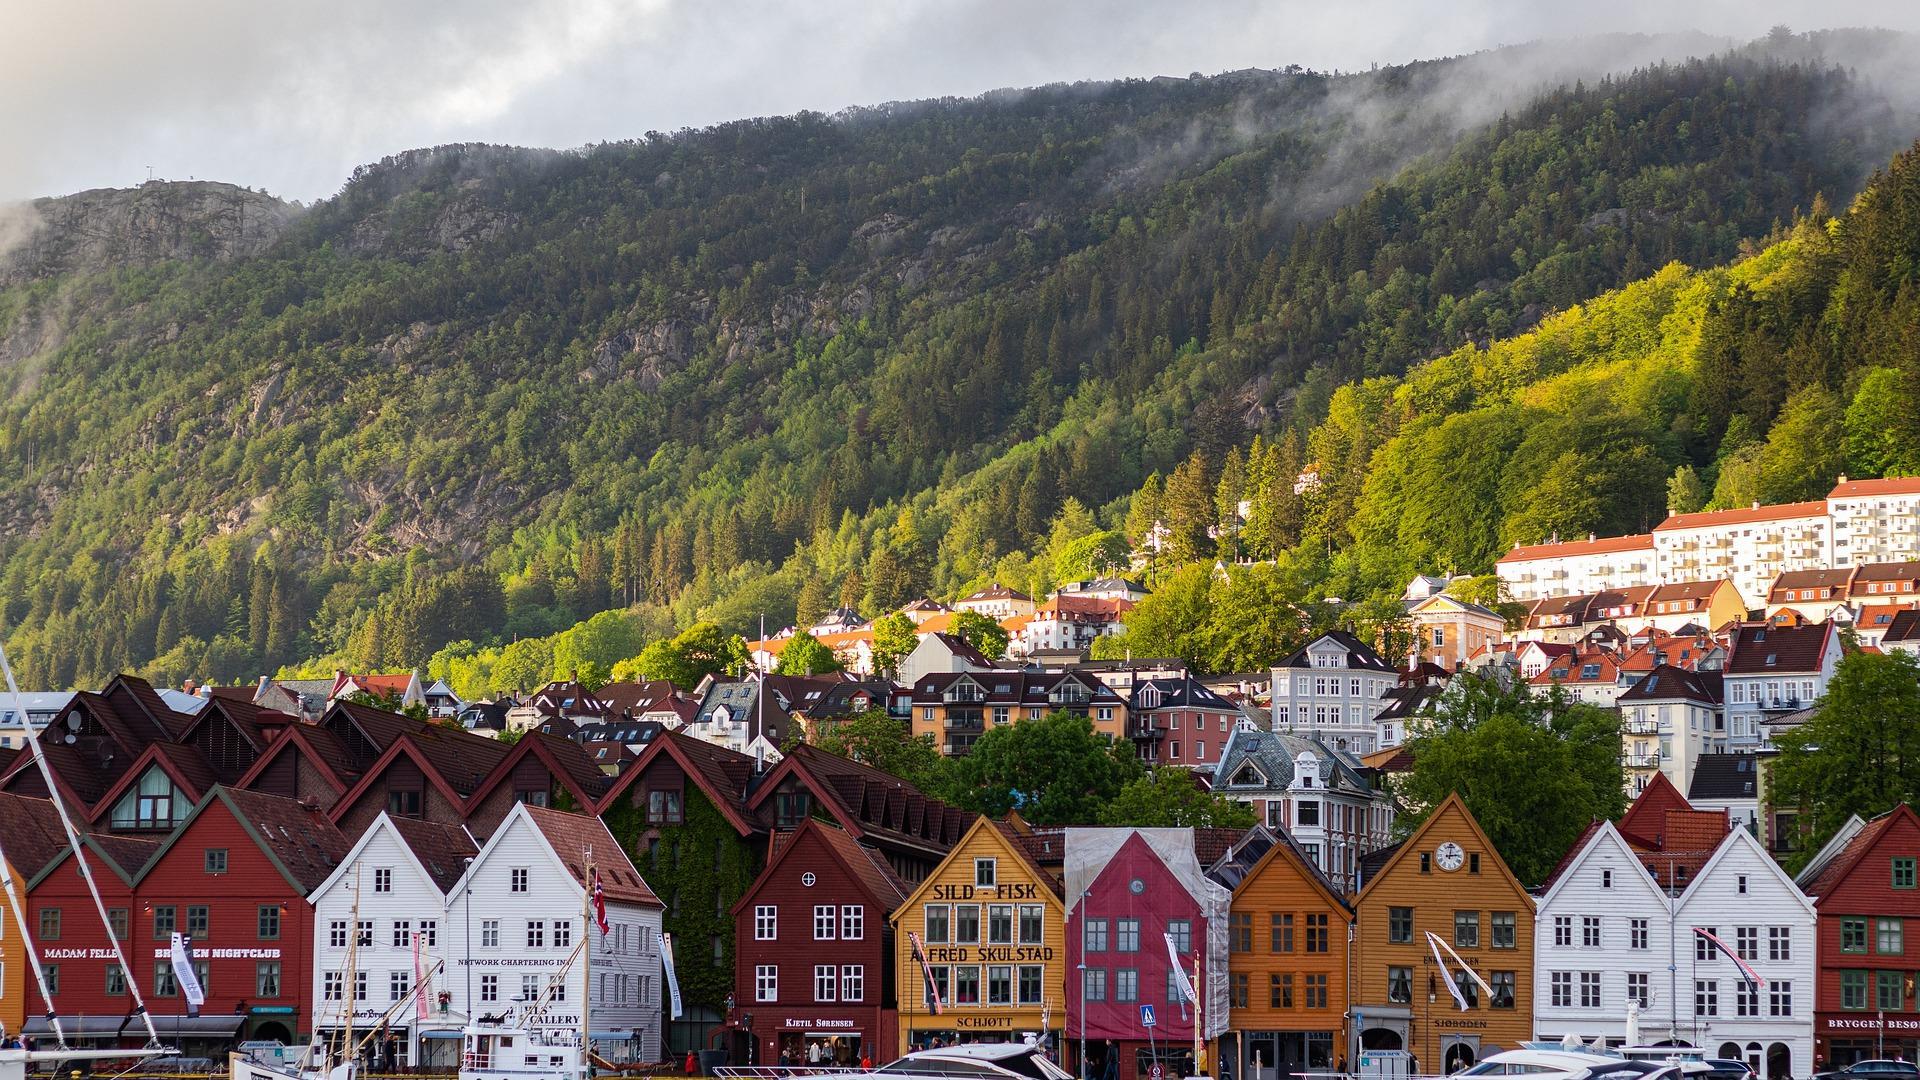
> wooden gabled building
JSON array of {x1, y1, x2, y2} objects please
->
[{"x1": 744, "y1": 744, "x2": 971, "y2": 882}]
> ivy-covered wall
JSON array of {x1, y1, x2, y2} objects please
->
[{"x1": 603, "y1": 785, "x2": 762, "y2": 1011}]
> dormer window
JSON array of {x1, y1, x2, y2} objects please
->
[
  {"x1": 111, "y1": 767, "x2": 184, "y2": 830},
  {"x1": 946, "y1": 681, "x2": 984, "y2": 704},
  {"x1": 1139, "y1": 686, "x2": 1162, "y2": 710}
]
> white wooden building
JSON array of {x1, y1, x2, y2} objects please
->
[
  {"x1": 309, "y1": 806, "x2": 666, "y2": 1067},
  {"x1": 1535, "y1": 823, "x2": 1814, "y2": 1079}
]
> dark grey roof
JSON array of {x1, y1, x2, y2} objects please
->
[
  {"x1": 1887, "y1": 609, "x2": 1920, "y2": 644},
  {"x1": 1376, "y1": 683, "x2": 1446, "y2": 721},
  {"x1": 1211, "y1": 728, "x2": 1372, "y2": 796},
  {"x1": 1618, "y1": 665, "x2": 1724, "y2": 706},
  {"x1": 1688, "y1": 753, "x2": 1761, "y2": 801},
  {"x1": 1274, "y1": 630, "x2": 1395, "y2": 672},
  {"x1": 1128, "y1": 677, "x2": 1238, "y2": 712}
]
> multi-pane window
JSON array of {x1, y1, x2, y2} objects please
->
[
  {"x1": 554, "y1": 921, "x2": 572, "y2": 949},
  {"x1": 1018, "y1": 966, "x2": 1043, "y2": 1005},
  {"x1": 1880, "y1": 971, "x2": 1906, "y2": 1011},
  {"x1": 510, "y1": 868, "x2": 529, "y2": 893},
  {"x1": 1630, "y1": 919, "x2": 1649, "y2": 950},
  {"x1": 420, "y1": 920, "x2": 438, "y2": 944},
  {"x1": 1229, "y1": 973, "x2": 1248, "y2": 1009},
  {"x1": 989, "y1": 905, "x2": 1013, "y2": 945},
  {"x1": 1551, "y1": 971, "x2": 1572, "y2": 1007},
  {"x1": 755, "y1": 965, "x2": 777, "y2": 1002},
  {"x1": 1453, "y1": 970, "x2": 1479, "y2": 1007},
  {"x1": 1896, "y1": 857, "x2": 1917, "y2": 890},
  {"x1": 1579, "y1": 972, "x2": 1601, "y2": 1008},
  {"x1": 925, "y1": 906, "x2": 950, "y2": 944},
  {"x1": 1083, "y1": 968, "x2": 1106, "y2": 1002},
  {"x1": 1272, "y1": 973, "x2": 1294, "y2": 1008},
  {"x1": 323, "y1": 972, "x2": 343, "y2": 1001},
  {"x1": 1084, "y1": 919, "x2": 1109, "y2": 952},
  {"x1": 1306, "y1": 913, "x2": 1329, "y2": 953},
  {"x1": 1554, "y1": 915, "x2": 1573, "y2": 947},
  {"x1": 1389, "y1": 907, "x2": 1413, "y2": 944},
  {"x1": 1115, "y1": 969, "x2": 1138, "y2": 1003},
  {"x1": 1582, "y1": 917, "x2": 1601, "y2": 947},
  {"x1": 1769, "y1": 980, "x2": 1793, "y2": 1017},
  {"x1": 1695, "y1": 927, "x2": 1717, "y2": 961},
  {"x1": 356, "y1": 921, "x2": 373, "y2": 946},
  {"x1": 155, "y1": 961, "x2": 176, "y2": 997},
  {"x1": 153, "y1": 906, "x2": 176, "y2": 939},
  {"x1": 204, "y1": 849, "x2": 228, "y2": 874},
  {"x1": 373, "y1": 867, "x2": 392, "y2": 893},
  {"x1": 1878, "y1": 918, "x2": 1904, "y2": 955},
  {"x1": 1454, "y1": 911, "x2": 1479, "y2": 948},
  {"x1": 1841, "y1": 918, "x2": 1868, "y2": 953},
  {"x1": 38, "y1": 909, "x2": 59, "y2": 940},
  {"x1": 1116, "y1": 918, "x2": 1140, "y2": 952},
  {"x1": 1167, "y1": 919, "x2": 1192, "y2": 955},
  {"x1": 1490, "y1": 970, "x2": 1515, "y2": 1009},
  {"x1": 481, "y1": 920, "x2": 499, "y2": 948},
  {"x1": 1769, "y1": 926, "x2": 1791, "y2": 961},
  {"x1": 390, "y1": 970, "x2": 410, "y2": 1002},
  {"x1": 258, "y1": 905, "x2": 281, "y2": 940},
  {"x1": 987, "y1": 966, "x2": 1011, "y2": 1006},
  {"x1": 974, "y1": 859, "x2": 997, "y2": 887},
  {"x1": 1491, "y1": 911, "x2": 1516, "y2": 949},
  {"x1": 814, "y1": 906, "x2": 837, "y2": 940},
  {"x1": 329, "y1": 921, "x2": 348, "y2": 948},
  {"x1": 1695, "y1": 979, "x2": 1718, "y2": 1017},
  {"x1": 1229, "y1": 913, "x2": 1252, "y2": 953},
  {"x1": 526, "y1": 921, "x2": 545, "y2": 948},
  {"x1": 842, "y1": 906, "x2": 864, "y2": 941},
  {"x1": 1272, "y1": 913, "x2": 1295, "y2": 952},
  {"x1": 1735, "y1": 983, "x2": 1759, "y2": 1017},
  {"x1": 1627, "y1": 972, "x2": 1649, "y2": 1007},
  {"x1": 1735, "y1": 926, "x2": 1758, "y2": 961},
  {"x1": 187, "y1": 905, "x2": 208, "y2": 936},
  {"x1": 480, "y1": 974, "x2": 499, "y2": 1003},
  {"x1": 844, "y1": 960, "x2": 867, "y2": 1006},
  {"x1": 1841, "y1": 970, "x2": 1868, "y2": 1010},
  {"x1": 393, "y1": 921, "x2": 412, "y2": 948},
  {"x1": 1387, "y1": 967, "x2": 1411, "y2": 1004},
  {"x1": 814, "y1": 965, "x2": 837, "y2": 1002},
  {"x1": 1304, "y1": 973, "x2": 1328, "y2": 1009},
  {"x1": 956, "y1": 905, "x2": 980, "y2": 944},
  {"x1": 1019, "y1": 905, "x2": 1043, "y2": 944},
  {"x1": 755, "y1": 906, "x2": 777, "y2": 941}
]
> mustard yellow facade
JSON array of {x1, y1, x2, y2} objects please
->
[
  {"x1": 0, "y1": 861, "x2": 24, "y2": 1035},
  {"x1": 1352, "y1": 794, "x2": 1536, "y2": 1073},
  {"x1": 891, "y1": 818, "x2": 1066, "y2": 1055}
]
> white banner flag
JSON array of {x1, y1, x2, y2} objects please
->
[
  {"x1": 1164, "y1": 933, "x2": 1196, "y2": 1005},
  {"x1": 660, "y1": 931, "x2": 684, "y2": 1020},
  {"x1": 1425, "y1": 932, "x2": 1470, "y2": 1011},
  {"x1": 171, "y1": 933, "x2": 205, "y2": 1012}
]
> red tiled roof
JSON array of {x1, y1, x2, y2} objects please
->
[
  {"x1": 1725, "y1": 622, "x2": 1832, "y2": 675},
  {"x1": 1656, "y1": 501, "x2": 1826, "y2": 531},
  {"x1": 1829, "y1": 475, "x2": 1920, "y2": 499},
  {"x1": 388, "y1": 816, "x2": 481, "y2": 892},
  {"x1": 1617, "y1": 773, "x2": 1690, "y2": 848},
  {"x1": 522, "y1": 804, "x2": 660, "y2": 907},
  {"x1": 1497, "y1": 534, "x2": 1654, "y2": 564}
]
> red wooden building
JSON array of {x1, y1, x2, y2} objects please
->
[
  {"x1": 731, "y1": 818, "x2": 909, "y2": 1068},
  {"x1": 26, "y1": 787, "x2": 350, "y2": 1051},
  {"x1": 1797, "y1": 805, "x2": 1920, "y2": 1067}
]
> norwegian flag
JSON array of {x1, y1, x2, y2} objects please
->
[{"x1": 592, "y1": 868, "x2": 610, "y2": 934}]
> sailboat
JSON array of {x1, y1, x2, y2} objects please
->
[{"x1": 0, "y1": 641, "x2": 172, "y2": 1077}]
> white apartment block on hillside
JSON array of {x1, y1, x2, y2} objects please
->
[
  {"x1": 1268, "y1": 631, "x2": 1399, "y2": 755},
  {"x1": 1498, "y1": 475, "x2": 1920, "y2": 603}
]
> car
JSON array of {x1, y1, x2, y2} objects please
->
[{"x1": 1815, "y1": 1062, "x2": 1920, "y2": 1080}]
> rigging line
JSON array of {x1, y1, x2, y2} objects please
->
[
  {"x1": 0, "y1": 635, "x2": 165, "y2": 1047},
  {"x1": 0, "y1": 758, "x2": 63, "y2": 1047}
]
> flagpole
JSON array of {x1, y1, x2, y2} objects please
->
[{"x1": 583, "y1": 845, "x2": 594, "y2": 1069}]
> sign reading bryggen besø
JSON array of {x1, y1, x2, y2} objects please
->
[{"x1": 891, "y1": 818, "x2": 1065, "y2": 1056}]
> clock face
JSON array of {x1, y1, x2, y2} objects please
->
[{"x1": 1435, "y1": 842, "x2": 1466, "y2": 872}]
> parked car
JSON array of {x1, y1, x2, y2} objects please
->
[{"x1": 1815, "y1": 1062, "x2": 1920, "y2": 1080}]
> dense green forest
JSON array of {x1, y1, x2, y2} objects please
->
[{"x1": 1, "y1": 32, "x2": 1915, "y2": 690}]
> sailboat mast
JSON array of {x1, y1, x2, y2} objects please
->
[
  {"x1": 582, "y1": 847, "x2": 594, "y2": 1067},
  {"x1": 0, "y1": 635, "x2": 161, "y2": 1046},
  {"x1": 344, "y1": 865, "x2": 362, "y2": 1068}
]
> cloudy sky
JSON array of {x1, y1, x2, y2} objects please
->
[{"x1": 6, "y1": 0, "x2": 1918, "y2": 204}]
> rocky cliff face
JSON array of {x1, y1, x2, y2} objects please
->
[{"x1": 0, "y1": 180, "x2": 300, "y2": 286}]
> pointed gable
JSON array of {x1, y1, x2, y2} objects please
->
[{"x1": 1616, "y1": 772, "x2": 1691, "y2": 848}]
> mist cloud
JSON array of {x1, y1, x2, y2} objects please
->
[{"x1": 6, "y1": 0, "x2": 1920, "y2": 204}]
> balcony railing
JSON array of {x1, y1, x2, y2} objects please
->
[
  {"x1": 1621, "y1": 719, "x2": 1660, "y2": 735},
  {"x1": 1621, "y1": 753, "x2": 1661, "y2": 768}
]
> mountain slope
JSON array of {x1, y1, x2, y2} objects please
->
[{"x1": 0, "y1": 35, "x2": 1913, "y2": 688}]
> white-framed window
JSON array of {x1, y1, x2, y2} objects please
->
[
  {"x1": 1582, "y1": 917, "x2": 1601, "y2": 947},
  {"x1": 755, "y1": 965, "x2": 777, "y2": 1002},
  {"x1": 1630, "y1": 919, "x2": 1648, "y2": 950},
  {"x1": 554, "y1": 920, "x2": 573, "y2": 948},
  {"x1": 975, "y1": 858, "x2": 997, "y2": 887},
  {"x1": 527, "y1": 921, "x2": 546, "y2": 948},
  {"x1": 511, "y1": 868, "x2": 529, "y2": 893},
  {"x1": 1769, "y1": 926, "x2": 1791, "y2": 960},
  {"x1": 1579, "y1": 972, "x2": 1601, "y2": 1008},
  {"x1": 329, "y1": 921, "x2": 347, "y2": 948},
  {"x1": 842, "y1": 905, "x2": 863, "y2": 940},
  {"x1": 392, "y1": 920, "x2": 411, "y2": 947},
  {"x1": 390, "y1": 970, "x2": 410, "y2": 1002},
  {"x1": 481, "y1": 920, "x2": 499, "y2": 948},
  {"x1": 418, "y1": 920, "x2": 437, "y2": 947},
  {"x1": 373, "y1": 868, "x2": 393, "y2": 893},
  {"x1": 1550, "y1": 971, "x2": 1571, "y2": 1008},
  {"x1": 480, "y1": 974, "x2": 498, "y2": 1002},
  {"x1": 814, "y1": 964, "x2": 837, "y2": 1002},
  {"x1": 1769, "y1": 980, "x2": 1793, "y2": 1017},
  {"x1": 755, "y1": 906, "x2": 777, "y2": 941},
  {"x1": 813, "y1": 905, "x2": 836, "y2": 940},
  {"x1": 841, "y1": 965, "x2": 864, "y2": 1002}
]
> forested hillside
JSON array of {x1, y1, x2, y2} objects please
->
[{"x1": 0, "y1": 32, "x2": 1913, "y2": 689}]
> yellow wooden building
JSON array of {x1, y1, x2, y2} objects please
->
[
  {"x1": 891, "y1": 817, "x2": 1066, "y2": 1056},
  {"x1": 1223, "y1": 833, "x2": 1355, "y2": 1080},
  {"x1": 1352, "y1": 794, "x2": 1535, "y2": 1073}
]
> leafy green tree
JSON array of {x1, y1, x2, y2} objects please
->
[
  {"x1": 1770, "y1": 650, "x2": 1920, "y2": 868},
  {"x1": 948, "y1": 610, "x2": 1009, "y2": 660},
  {"x1": 551, "y1": 609, "x2": 645, "y2": 686},
  {"x1": 773, "y1": 631, "x2": 843, "y2": 675},
  {"x1": 810, "y1": 709, "x2": 945, "y2": 791},
  {"x1": 1399, "y1": 675, "x2": 1625, "y2": 886},
  {"x1": 1845, "y1": 367, "x2": 1917, "y2": 478},
  {"x1": 945, "y1": 712, "x2": 1143, "y2": 825},
  {"x1": 1667, "y1": 464, "x2": 1708, "y2": 514},
  {"x1": 1102, "y1": 767, "x2": 1257, "y2": 828},
  {"x1": 632, "y1": 621, "x2": 748, "y2": 687},
  {"x1": 1092, "y1": 563, "x2": 1214, "y2": 669},
  {"x1": 493, "y1": 637, "x2": 556, "y2": 693},
  {"x1": 1754, "y1": 386, "x2": 1846, "y2": 503},
  {"x1": 870, "y1": 612, "x2": 920, "y2": 678}
]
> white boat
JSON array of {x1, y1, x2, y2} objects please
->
[
  {"x1": 459, "y1": 1014, "x2": 588, "y2": 1080},
  {"x1": 789, "y1": 1040, "x2": 1074, "y2": 1080},
  {"x1": 1457, "y1": 1048, "x2": 1683, "y2": 1080}
]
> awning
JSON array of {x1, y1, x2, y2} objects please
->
[
  {"x1": 421, "y1": 1030, "x2": 465, "y2": 1040},
  {"x1": 146, "y1": 1015, "x2": 248, "y2": 1038},
  {"x1": 23, "y1": 1016, "x2": 133, "y2": 1037},
  {"x1": 21, "y1": 1015, "x2": 241, "y2": 1038}
]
